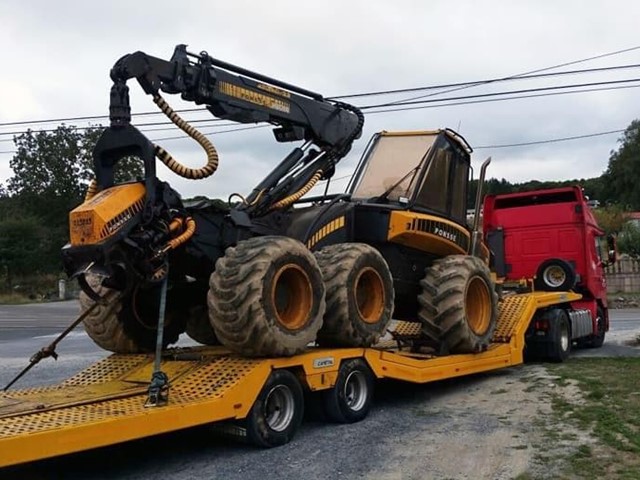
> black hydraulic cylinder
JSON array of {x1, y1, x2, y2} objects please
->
[{"x1": 245, "y1": 147, "x2": 305, "y2": 204}]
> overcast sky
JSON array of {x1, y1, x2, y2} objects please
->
[{"x1": 1, "y1": 0, "x2": 639, "y2": 200}]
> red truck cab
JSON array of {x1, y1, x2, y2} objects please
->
[{"x1": 483, "y1": 186, "x2": 616, "y2": 354}]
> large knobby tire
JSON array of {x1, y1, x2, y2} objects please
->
[
  {"x1": 79, "y1": 273, "x2": 184, "y2": 353},
  {"x1": 315, "y1": 243, "x2": 394, "y2": 347},
  {"x1": 418, "y1": 255, "x2": 498, "y2": 354},
  {"x1": 208, "y1": 236, "x2": 325, "y2": 357}
]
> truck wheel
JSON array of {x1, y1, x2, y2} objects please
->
[
  {"x1": 588, "y1": 307, "x2": 606, "y2": 348},
  {"x1": 315, "y1": 243, "x2": 394, "y2": 347},
  {"x1": 534, "y1": 259, "x2": 577, "y2": 292},
  {"x1": 418, "y1": 255, "x2": 498, "y2": 354},
  {"x1": 185, "y1": 305, "x2": 220, "y2": 345},
  {"x1": 208, "y1": 236, "x2": 325, "y2": 357},
  {"x1": 322, "y1": 359, "x2": 375, "y2": 423},
  {"x1": 80, "y1": 273, "x2": 183, "y2": 353},
  {"x1": 245, "y1": 369, "x2": 304, "y2": 447},
  {"x1": 548, "y1": 309, "x2": 571, "y2": 362}
]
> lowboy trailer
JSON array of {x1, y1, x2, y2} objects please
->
[{"x1": 0, "y1": 291, "x2": 578, "y2": 468}]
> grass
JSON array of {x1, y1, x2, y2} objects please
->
[
  {"x1": 0, "y1": 292, "x2": 36, "y2": 304},
  {"x1": 543, "y1": 358, "x2": 640, "y2": 479}
]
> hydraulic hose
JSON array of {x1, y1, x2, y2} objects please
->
[
  {"x1": 160, "y1": 217, "x2": 196, "y2": 253},
  {"x1": 163, "y1": 217, "x2": 196, "y2": 252},
  {"x1": 84, "y1": 179, "x2": 98, "y2": 201},
  {"x1": 153, "y1": 94, "x2": 219, "y2": 180},
  {"x1": 270, "y1": 170, "x2": 323, "y2": 210}
]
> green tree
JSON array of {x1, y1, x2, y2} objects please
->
[
  {"x1": 0, "y1": 216, "x2": 45, "y2": 287},
  {"x1": 617, "y1": 222, "x2": 640, "y2": 259},
  {"x1": 592, "y1": 204, "x2": 628, "y2": 235},
  {"x1": 601, "y1": 120, "x2": 640, "y2": 208}
]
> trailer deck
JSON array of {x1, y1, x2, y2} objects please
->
[{"x1": 0, "y1": 291, "x2": 578, "y2": 468}]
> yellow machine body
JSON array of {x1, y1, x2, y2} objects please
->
[{"x1": 69, "y1": 183, "x2": 146, "y2": 246}]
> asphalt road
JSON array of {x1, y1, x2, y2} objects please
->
[{"x1": 0, "y1": 302, "x2": 639, "y2": 479}]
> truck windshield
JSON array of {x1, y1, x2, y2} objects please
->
[
  {"x1": 351, "y1": 133, "x2": 438, "y2": 201},
  {"x1": 494, "y1": 190, "x2": 578, "y2": 209}
]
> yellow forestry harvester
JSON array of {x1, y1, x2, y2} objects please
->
[{"x1": 62, "y1": 45, "x2": 497, "y2": 358}]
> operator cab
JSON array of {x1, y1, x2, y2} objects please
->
[{"x1": 349, "y1": 130, "x2": 472, "y2": 226}]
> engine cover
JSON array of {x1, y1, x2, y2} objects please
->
[{"x1": 69, "y1": 183, "x2": 146, "y2": 246}]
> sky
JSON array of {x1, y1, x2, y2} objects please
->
[{"x1": 1, "y1": 0, "x2": 639, "y2": 201}]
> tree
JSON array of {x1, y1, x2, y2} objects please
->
[
  {"x1": 0, "y1": 216, "x2": 45, "y2": 287},
  {"x1": 617, "y1": 222, "x2": 640, "y2": 260},
  {"x1": 8, "y1": 125, "x2": 143, "y2": 200},
  {"x1": 601, "y1": 120, "x2": 640, "y2": 208},
  {"x1": 592, "y1": 204, "x2": 628, "y2": 235}
]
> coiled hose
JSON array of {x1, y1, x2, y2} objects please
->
[
  {"x1": 84, "y1": 93, "x2": 219, "y2": 201},
  {"x1": 152, "y1": 94, "x2": 219, "y2": 180}
]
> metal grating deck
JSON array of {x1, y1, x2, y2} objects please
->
[
  {"x1": 492, "y1": 294, "x2": 535, "y2": 343},
  {"x1": 381, "y1": 293, "x2": 535, "y2": 347},
  {"x1": 0, "y1": 347, "x2": 261, "y2": 438}
]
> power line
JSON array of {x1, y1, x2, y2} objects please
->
[
  {"x1": 365, "y1": 83, "x2": 640, "y2": 114},
  {"x1": 0, "y1": 84, "x2": 637, "y2": 155},
  {"x1": 351, "y1": 45, "x2": 640, "y2": 108},
  {"x1": 360, "y1": 77, "x2": 640, "y2": 110},
  {"x1": 1, "y1": 43, "x2": 640, "y2": 130},
  {"x1": 0, "y1": 117, "x2": 230, "y2": 138},
  {"x1": 1, "y1": 76, "x2": 638, "y2": 141},
  {"x1": 150, "y1": 124, "x2": 269, "y2": 142},
  {"x1": 0, "y1": 124, "x2": 270, "y2": 156},
  {"x1": 0, "y1": 108, "x2": 209, "y2": 128},
  {"x1": 474, "y1": 129, "x2": 625, "y2": 149},
  {"x1": 330, "y1": 63, "x2": 640, "y2": 100}
]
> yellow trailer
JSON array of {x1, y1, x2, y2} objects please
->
[{"x1": 0, "y1": 291, "x2": 578, "y2": 468}]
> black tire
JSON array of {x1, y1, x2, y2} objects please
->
[
  {"x1": 315, "y1": 243, "x2": 394, "y2": 347},
  {"x1": 548, "y1": 309, "x2": 571, "y2": 362},
  {"x1": 245, "y1": 369, "x2": 304, "y2": 447},
  {"x1": 208, "y1": 236, "x2": 325, "y2": 357},
  {"x1": 534, "y1": 258, "x2": 577, "y2": 292},
  {"x1": 185, "y1": 304, "x2": 220, "y2": 345},
  {"x1": 79, "y1": 273, "x2": 184, "y2": 353},
  {"x1": 586, "y1": 306, "x2": 606, "y2": 348},
  {"x1": 418, "y1": 255, "x2": 498, "y2": 354},
  {"x1": 322, "y1": 358, "x2": 375, "y2": 423}
]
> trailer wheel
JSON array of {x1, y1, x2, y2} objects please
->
[
  {"x1": 80, "y1": 273, "x2": 184, "y2": 353},
  {"x1": 245, "y1": 369, "x2": 304, "y2": 447},
  {"x1": 315, "y1": 243, "x2": 394, "y2": 347},
  {"x1": 323, "y1": 359, "x2": 375, "y2": 423},
  {"x1": 208, "y1": 236, "x2": 325, "y2": 357},
  {"x1": 418, "y1": 255, "x2": 498, "y2": 354},
  {"x1": 185, "y1": 305, "x2": 220, "y2": 345},
  {"x1": 549, "y1": 309, "x2": 571, "y2": 362},
  {"x1": 534, "y1": 259, "x2": 577, "y2": 292}
]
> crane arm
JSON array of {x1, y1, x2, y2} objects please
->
[{"x1": 109, "y1": 44, "x2": 362, "y2": 151}]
